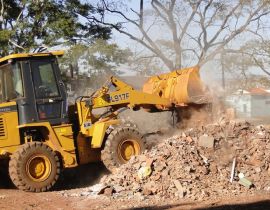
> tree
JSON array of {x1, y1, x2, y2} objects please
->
[
  {"x1": 95, "y1": 0, "x2": 270, "y2": 70},
  {"x1": 59, "y1": 39, "x2": 132, "y2": 78},
  {"x1": 241, "y1": 40, "x2": 270, "y2": 76},
  {"x1": 129, "y1": 54, "x2": 164, "y2": 76},
  {"x1": 222, "y1": 50, "x2": 255, "y2": 89},
  {"x1": 59, "y1": 40, "x2": 132, "y2": 96},
  {"x1": 218, "y1": 38, "x2": 270, "y2": 85},
  {"x1": 210, "y1": 37, "x2": 270, "y2": 91},
  {"x1": 0, "y1": 0, "x2": 111, "y2": 56}
]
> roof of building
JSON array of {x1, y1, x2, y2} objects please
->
[
  {"x1": 0, "y1": 50, "x2": 64, "y2": 64},
  {"x1": 249, "y1": 88, "x2": 270, "y2": 95},
  {"x1": 233, "y1": 88, "x2": 270, "y2": 96}
]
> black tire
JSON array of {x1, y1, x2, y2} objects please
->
[
  {"x1": 101, "y1": 126, "x2": 145, "y2": 172},
  {"x1": 9, "y1": 142, "x2": 61, "y2": 192}
]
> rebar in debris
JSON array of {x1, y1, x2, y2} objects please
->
[{"x1": 230, "y1": 157, "x2": 236, "y2": 183}]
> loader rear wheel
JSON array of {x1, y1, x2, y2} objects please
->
[
  {"x1": 101, "y1": 127, "x2": 145, "y2": 172},
  {"x1": 9, "y1": 142, "x2": 61, "y2": 192}
]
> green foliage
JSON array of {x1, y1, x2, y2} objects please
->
[
  {"x1": 86, "y1": 39, "x2": 131, "y2": 73},
  {"x1": 59, "y1": 39, "x2": 132, "y2": 78},
  {"x1": 0, "y1": 30, "x2": 11, "y2": 51},
  {"x1": 0, "y1": 0, "x2": 111, "y2": 55}
]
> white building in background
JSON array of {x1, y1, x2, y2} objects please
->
[{"x1": 226, "y1": 88, "x2": 270, "y2": 118}]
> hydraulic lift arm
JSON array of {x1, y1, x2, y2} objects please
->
[{"x1": 75, "y1": 76, "x2": 173, "y2": 134}]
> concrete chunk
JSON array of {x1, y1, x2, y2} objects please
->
[
  {"x1": 198, "y1": 134, "x2": 214, "y2": 148},
  {"x1": 173, "y1": 180, "x2": 186, "y2": 198}
]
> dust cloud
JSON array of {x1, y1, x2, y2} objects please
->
[{"x1": 119, "y1": 104, "x2": 215, "y2": 149}]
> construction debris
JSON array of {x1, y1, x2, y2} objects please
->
[
  {"x1": 230, "y1": 157, "x2": 236, "y2": 183},
  {"x1": 138, "y1": 166, "x2": 152, "y2": 180},
  {"x1": 198, "y1": 134, "x2": 214, "y2": 148},
  {"x1": 97, "y1": 120, "x2": 270, "y2": 201},
  {"x1": 238, "y1": 173, "x2": 253, "y2": 189}
]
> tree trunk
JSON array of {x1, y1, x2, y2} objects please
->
[{"x1": 69, "y1": 63, "x2": 74, "y2": 78}]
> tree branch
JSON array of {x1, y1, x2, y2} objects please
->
[
  {"x1": 90, "y1": 16, "x2": 174, "y2": 69},
  {"x1": 199, "y1": 2, "x2": 268, "y2": 66},
  {"x1": 252, "y1": 56, "x2": 270, "y2": 76},
  {"x1": 178, "y1": 0, "x2": 202, "y2": 42},
  {"x1": 8, "y1": 40, "x2": 25, "y2": 50},
  {"x1": 208, "y1": 2, "x2": 241, "y2": 46}
]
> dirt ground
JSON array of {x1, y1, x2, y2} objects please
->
[
  {"x1": 1, "y1": 116, "x2": 270, "y2": 210},
  {"x1": 0, "y1": 189, "x2": 270, "y2": 210},
  {"x1": 1, "y1": 162, "x2": 270, "y2": 210}
]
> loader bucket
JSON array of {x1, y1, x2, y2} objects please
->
[{"x1": 142, "y1": 66, "x2": 208, "y2": 110}]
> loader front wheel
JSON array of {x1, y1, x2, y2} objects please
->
[
  {"x1": 101, "y1": 127, "x2": 145, "y2": 172},
  {"x1": 9, "y1": 142, "x2": 61, "y2": 192}
]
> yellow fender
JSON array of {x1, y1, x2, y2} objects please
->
[{"x1": 87, "y1": 120, "x2": 120, "y2": 148}]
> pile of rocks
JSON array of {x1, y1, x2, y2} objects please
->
[{"x1": 99, "y1": 120, "x2": 270, "y2": 201}]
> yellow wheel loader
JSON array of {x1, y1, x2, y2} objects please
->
[{"x1": 0, "y1": 51, "x2": 209, "y2": 192}]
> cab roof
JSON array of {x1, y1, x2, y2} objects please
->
[{"x1": 0, "y1": 50, "x2": 64, "y2": 65}]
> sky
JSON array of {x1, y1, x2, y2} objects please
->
[
  {"x1": 94, "y1": 1, "x2": 225, "y2": 83},
  {"x1": 94, "y1": 0, "x2": 140, "y2": 48},
  {"x1": 82, "y1": 1, "x2": 270, "y2": 86}
]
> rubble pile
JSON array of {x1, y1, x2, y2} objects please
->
[{"x1": 99, "y1": 120, "x2": 270, "y2": 200}]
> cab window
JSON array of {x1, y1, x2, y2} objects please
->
[
  {"x1": 31, "y1": 60, "x2": 60, "y2": 99},
  {"x1": 0, "y1": 62, "x2": 24, "y2": 102}
]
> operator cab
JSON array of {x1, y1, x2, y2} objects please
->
[{"x1": 0, "y1": 51, "x2": 68, "y2": 125}]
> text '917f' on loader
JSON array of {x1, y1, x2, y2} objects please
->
[{"x1": 0, "y1": 51, "x2": 210, "y2": 192}]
